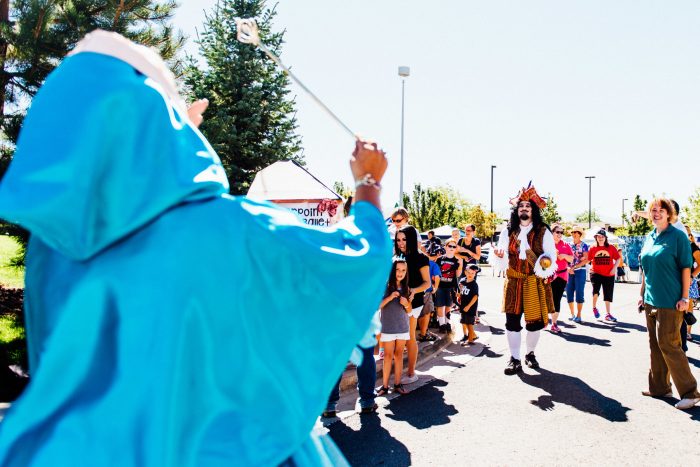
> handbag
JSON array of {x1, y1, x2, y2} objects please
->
[{"x1": 685, "y1": 312, "x2": 697, "y2": 326}]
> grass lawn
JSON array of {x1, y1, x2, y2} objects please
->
[{"x1": 0, "y1": 235, "x2": 24, "y2": 289}]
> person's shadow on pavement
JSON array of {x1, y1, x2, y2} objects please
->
[
  {"x1": 555, "y1": 331, "x2": 612, "y2": 347},
  {"x1": 385, "y1": 379, "x2": 458, "y2": 429},
  {"x1": 328, "y1": 413, "x2": 411, "y2": 466},
  {"x1": 517, "y1": 368, "x2": 631, "y2": 422}
]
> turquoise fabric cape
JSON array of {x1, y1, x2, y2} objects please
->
[{"x1": 0, "y1": 52, "x2": 391, "y2": 466}]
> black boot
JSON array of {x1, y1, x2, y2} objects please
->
[
  {"x1": 504, "y1": 357, "x2": 522, "y2": 375},
  {"x1": 524, "y1": 351, "x2": 540, "y2": 369}
]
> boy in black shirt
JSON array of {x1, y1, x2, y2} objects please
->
[{"x1": 457, "y1": 264, "x2": 479, "y2": 346}]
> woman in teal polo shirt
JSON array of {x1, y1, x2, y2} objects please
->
[{"x1": 639, "y1": 198, "x2": 700, "y2": 410}]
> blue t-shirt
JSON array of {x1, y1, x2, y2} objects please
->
[
  {"x1": 427, "y1": 260, "x2": 441, "y2": 293},
  {"x1": 640, "y1": 226, "x2": 693, "y2": 308}
]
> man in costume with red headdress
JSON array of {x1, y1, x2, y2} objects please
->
[{"x1": 490, "y1": 183, "x2": 558, "y2": 375}]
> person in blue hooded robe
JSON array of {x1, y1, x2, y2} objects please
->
[{"x1": 0, "y1": 30, "x2": 391, "y2": 466}]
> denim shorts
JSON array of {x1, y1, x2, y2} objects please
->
[{"x1": 566, "y1": 269, "x2": 586, "y2": 304}]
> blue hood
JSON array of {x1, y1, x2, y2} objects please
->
[{"x1": 0, "y1": 52, "x2": 228, "y2": 260}]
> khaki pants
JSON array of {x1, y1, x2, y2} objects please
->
[{"x1": 645, "y1": 305, "x2": 700, "y2": 399}]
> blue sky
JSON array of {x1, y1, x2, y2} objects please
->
[{"x1": 174, "y1": 1, "x2": 700, "y2": 222}]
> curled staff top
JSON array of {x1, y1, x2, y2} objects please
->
[{"x1": 0, "y1": 39, "x2": 392, "y2": 466}]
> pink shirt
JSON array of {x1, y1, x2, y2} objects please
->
[{"x1": 555, "y1": 240, "x2": 573, "y2": 281}]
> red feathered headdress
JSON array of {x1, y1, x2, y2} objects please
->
[{"x1": 509, "y1": 181, "x2": 547, "y2": 209}]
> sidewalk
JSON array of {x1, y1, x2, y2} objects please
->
[
  {"x1": 338, "y1": 328, "x2": 453, "y2": 393},
  {"x1": 326, "y1": 311, "x2": 494, "y2": 422}
]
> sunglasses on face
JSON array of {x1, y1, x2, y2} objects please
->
[
  {"x1": 392, "y1": 218, "x2": 405, "y2": 223},
  {"x1": 554, "y1": 230, "x2": 564, "y2": 234},
  {"x1": 446, "y1": 245, "x2": 457, "y2": 249}
]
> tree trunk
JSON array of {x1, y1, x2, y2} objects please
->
[{"x1": 0, "y1": 0, "x2": 9, "y2": 119}]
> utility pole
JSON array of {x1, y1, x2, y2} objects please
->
[{"x1": 585, "y1": 176, "x2": 596, "y2": 229}]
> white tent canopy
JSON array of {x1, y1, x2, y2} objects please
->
[
  {"x1": 247, "y1": 160, "x2": 340, "y2": 201},
  {"x1": 420, "y1": 225, "x2": 464, "y2": 239}
]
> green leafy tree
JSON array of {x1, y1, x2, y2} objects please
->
[
  {"x1": 628, "y1": 194, "x2": 652, "y2": 236},
  {"x1": 463, "y1": 204, "x2": 499, "y2": 239},
  {"x1": 540, "y1": 193, "x2": 562, "y2": 226},
  {"x1": 332, "y1": 181, "x2": 353, "y2": 200},
  {"x1": 0, "y1": 0, "x2": 184, "y2": 266},
  {"x1": 684, "y1": 187, "x2": 700, "y2": 231},
  {"x1": 402, "y1": 184, "x2": 471, "y2": 232},
  {"x1": 185, "y1": 0, "x2": 303, "y2": 195},
  {"x1": 575, "y1": 209, "x2": 601, "y2": 224}
]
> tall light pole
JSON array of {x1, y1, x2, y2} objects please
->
[
  {"x1": 398, "y1": 66, "x2": 410, "y2": 206},
  {"x1": 585, "y1": 176, "x2": 596, "y2": 229},
  {"x1": 490, "y1": 165, "x2": 497, "y2": 213},
  {"x1": 622, "y1": 198, "x2": 629, "y2": 225}
]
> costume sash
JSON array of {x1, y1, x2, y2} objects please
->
[{"x1": 506, "y1": 268, "x2": 549, "y2": 325}]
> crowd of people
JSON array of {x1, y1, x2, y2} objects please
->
[{"x1": 327, "y1": 191, "x2": 700, "y2": 416}]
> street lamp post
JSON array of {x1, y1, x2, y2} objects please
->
[
  {"x1": 398, "y1": 66, "x2": 410, "y2": 206},
  {"x1": 490, "y1": 165, "x2": 497, "y2": 213},
  {"x1": 585, "y1": 176, "x2": 596, "y2": 229},
  {"x1": 622, "y1": 198, "x2": 629, "y2": 225}
]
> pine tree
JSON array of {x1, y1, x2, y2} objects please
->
[
  {"x1": 0, "y1": 1, "x2": 184, "y2": 263},
  {"x1": 1, "y1": 1, "x2": 184, "y2": 158},
  {"x1": 185, "y1": 0, "x2": 303, "y2": 195}
]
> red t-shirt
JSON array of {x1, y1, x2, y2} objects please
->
[{"x1": 588, "y1": 245, "x2": 620, "y2": 276}]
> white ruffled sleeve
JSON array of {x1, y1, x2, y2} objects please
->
[
  {"x1": 489, "y1": 227, "x2": 510, "y2": 273},
  {"x1": 534, "y1": 228, "x2": 559, "y2": 279}
]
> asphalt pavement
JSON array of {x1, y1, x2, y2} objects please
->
[{"x1": 324, "y1": 273, "x2": 700, "y2": 466}]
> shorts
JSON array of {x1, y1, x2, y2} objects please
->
[
  {"x1": 434, "y1": 287, "x2": 453, "y2": 307},
  {"x1": 591, "y1": 273, "x2": 615, "y2": 302},
  {"x1": 380, "y1": 332, "x2": 410, "y2": 342},
  {"x1": 408, "y1": 305, "x2": 422, "y2": 319},
  {"x1": 505, "y1": 312, "x2": 545, "y2": 332},
  {"x1": 460, "y1": 310, "x2": 476, "y2": 325},
  {"x1": 421, "y1": 292, "x2": 435, "y2": 318}
]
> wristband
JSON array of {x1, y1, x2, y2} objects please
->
[
  {"x1": 681, "y1": 298, "x2": 690, "y2": 303},
  {"x1": 355, "y1": 173, "x2": 381, "y2": 190}
]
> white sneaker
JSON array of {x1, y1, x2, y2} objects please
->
[
  {"x1": 674, "y1": 397, "x2": 700, "y2": 410},
  {"x1": 401, "y1": 374, "x2": 419, "y2": 384}
]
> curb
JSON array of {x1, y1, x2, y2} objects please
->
[{"x1": 338, "y1": 331, "x2": 454, "y2": 393}]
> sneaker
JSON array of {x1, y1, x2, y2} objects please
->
[
  {"x1": 568, "y1": 316, "x2": 575, "y2": 321},
  {"x1": 605, "y1": 313, "x2": 618, "y2": 323},
  {"x1": 524, "y1": 351, "x2": 540, "y2": 369},
  {"x1": 425, "y1": 332, "x2": 438, "y2": 341},
  {"x1": 550, "y1": 324, "x2": 561, "y2": 333},
  {"x1": 445, "y1": 323, "x2": 452, "y2": 333},
  {"x1": 402, "y1": 374, "x2": 419, "y2": 384},
  {"x1": 592, "y1": 307, "x2": 600, "y2": 319},
  {"x1": 378, "y1": 349, "x2": 384, "y2": 359},
  {"x1": 459, "y1": 335, "x2": 468, "y2": 343},
  {"x1": 360, "y1": 403, "x2": 379, "y2": 414},
  {"x1": 675, "y1": 397, "x2": 700, "y2": 410},
  {"x1": 504, "y1": 357, "x2": 523, "y2": 375},
  {"x1": 573, "y1": 316, "x2": 582, "y2": 323}
]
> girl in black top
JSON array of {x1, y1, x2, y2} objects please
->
[{"x1": 395, "y1": 226, "x2": 431, "y2": 384}]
